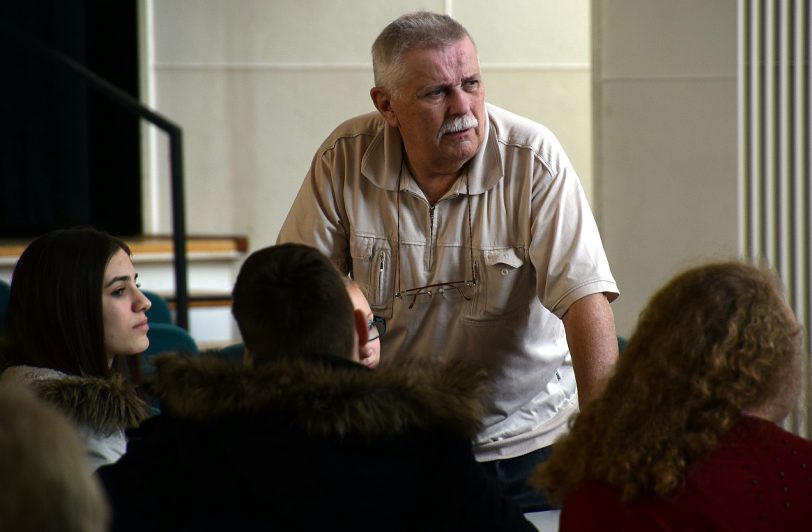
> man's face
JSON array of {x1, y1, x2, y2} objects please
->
[
  {"x1": 346, "y1": 283, "x2": 380, "y2": 369},
  {"x1": 376, "y1": 37, "x2": 485, "y2": 177}
]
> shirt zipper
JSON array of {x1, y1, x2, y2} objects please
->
[
  {"x1": 428, "y1": 205, "x2": 435, "y2": 271},
  {"x1": 377, "y1": 249, "x2": 386, "y2": 302}
]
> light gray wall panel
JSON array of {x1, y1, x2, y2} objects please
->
[{"x1": 595, "y1": 0, "x2": 739, "y2": 336}]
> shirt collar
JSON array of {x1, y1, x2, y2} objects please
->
[{"x1": 361, "y1": 104, "x2": 502, "y2": 195}]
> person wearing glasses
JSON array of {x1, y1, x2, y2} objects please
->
[
  {"x1": 97, "y1": 243, "x2": 536, "y2": 531},
  {"x1": 278, "y1": 11, "x2": 619, "y2": 510},
  {"x1": 346, "y1": 279, "x2": 385, "y2": 368}
]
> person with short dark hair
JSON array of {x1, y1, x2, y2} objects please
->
[
  {"x1": 0, "y1": 227, "x2": 151, "y2": 470},
  {"x1": 531, "y1": 261, "x2": 812, "y2": 530},
  {"x1": 231, "y1": 243, "x2": 359, "y2": 361},
  {"x1": 98, "y1": 243, "x2": 535, "y2": 531}
]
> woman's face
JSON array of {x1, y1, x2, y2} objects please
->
[
  {"x1": 102, "y1": 248, "x2": 151, "y2": 366},
  {"x1": 751, "y1": 300, "x2": 805, "y2": 423},
  {"x1": 773, "y1": 303, "x2": 804, "y2": 420},
  {"x1": 346, "y1": 283, "x2": 380, "y2": 369}
]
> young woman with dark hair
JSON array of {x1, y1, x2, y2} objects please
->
[{"x1": 0, "y1": 227, "x2": 151, "y2": 469}]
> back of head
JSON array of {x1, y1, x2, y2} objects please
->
[
  {"x1": 372, "y1": 11, "x2": 473, "y2": 92},
  {"x1": 0, "y1": 383, "x2": 109, "y2": 532},
  {"x1": 5, "y1": 227, "x2": 129, "y2": 377},
  {"x1": 622, "y1": 261, "x2": 801, "y2": 415},
  {"x1": 232, "y1": 243, "x2": 356, "y2": 362},
  {"x1": 534, "y1": 261, "x2": 802, "y2": 502}
]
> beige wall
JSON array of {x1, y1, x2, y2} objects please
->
[
  {"x1": 141, "y1": 0, "x2": 750, "y2": 340},
  {"x1": 594, "y1": 0, "x2": 739, "y2": 336},
  {"x1": 140, "y1": 0, "x2": 594, "y2": 260}
]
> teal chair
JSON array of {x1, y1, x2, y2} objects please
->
[
  {"x1": 140, "y1": 323, "x2": 199, "y2": 376},
  {"x1": 617, "y1": 335, "x2": 628, "y2": 354},
  {"x1": 215, "y1": 343, "x2": 245, "y2": 365},
  {"x1": 0, "y1": 279, "x2": 10, "y2": 337},
  {"x1": 142, "y1": 290, "x2": 173, "y2": 325}
]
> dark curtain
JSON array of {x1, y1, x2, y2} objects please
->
[{"x1": 0, "y1": 0, "x2": 141, "y2": 237}]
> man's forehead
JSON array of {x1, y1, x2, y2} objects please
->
[{"x1": 402, "y1": 41, "x2": 480, "y2": 81}]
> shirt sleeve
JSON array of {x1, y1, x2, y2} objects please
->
[
  {"x1": 530, "y1": 162, "x2": 618, "y2": 319},
  {"x1": 277, "y1": 147, "x2": 352, "y2": 275}
]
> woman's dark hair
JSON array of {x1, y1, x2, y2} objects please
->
[{"x1": 5, "y1": 227, "x2": 131, "y2": 378}]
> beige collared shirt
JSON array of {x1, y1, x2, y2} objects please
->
[{"x1": 279, "y1": 103, "x2": 618, "y2": 460}]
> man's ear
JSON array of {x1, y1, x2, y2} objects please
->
[
  {"x1": 370, "y1": 87, "x2": 399, "y2": 128},
  {"x1": 242, "y1": 347, "x2": 254, "y2": 368},
  {"x1": 353, "y1": 308, "x2": 369, "y2": 347}
]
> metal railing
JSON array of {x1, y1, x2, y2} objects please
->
[{"x1": 3, "y1": 23, "x2": 190, "y2": 329}]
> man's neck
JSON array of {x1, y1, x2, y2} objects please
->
[{"x1": 405, "y1": 159, "x2": 464, "y2": 205}]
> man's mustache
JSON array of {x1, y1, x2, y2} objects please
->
[{"x1": 437, "y1": 115, "x2": 479, "y2": 140}]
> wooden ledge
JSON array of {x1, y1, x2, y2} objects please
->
[
  {"x1": 126, "y1": 235, "x2": 249, "y2": 255},
  {"x1": 0, "y1": 235, "x2": 249, "y2": 260}
]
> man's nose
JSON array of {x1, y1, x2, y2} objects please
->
[{"x1": 447, "y1": 86, "x2": 471, "y2": 116}]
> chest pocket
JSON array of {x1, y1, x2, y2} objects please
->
[
  {"x1": 349, "y1": 235, "x2": 394, "y2": 318},
  {"x1": 467, "y1": 247, "x2": 532, "y2": 322}
]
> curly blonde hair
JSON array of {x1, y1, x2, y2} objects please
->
[{"x1": 531, "y1": 261, "x2": 802, "y2": 504}]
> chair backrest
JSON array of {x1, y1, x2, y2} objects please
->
[
  {"x1": 617, "y1": 335, "x2": 628, "y2": 354},
  {"x1": 0, "y1": 279, "x2": 10, "y2": 337},
  {"x1": 142, "y1": 290, "x2": 173, "y2": 325},
  {"x1": 140, "y1": 323, "x2": 199, "y2": 376},
  {"x1": 215, "y1": 343, "x2": 245, "y2": 365}
]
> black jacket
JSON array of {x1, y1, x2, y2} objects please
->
[{"x1": 97, "y1": 353, "x2": 534, "y2": 531}]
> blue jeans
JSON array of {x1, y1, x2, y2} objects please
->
[{"x1": 478, "y1": 445, "x2": 555, "y2": 512}]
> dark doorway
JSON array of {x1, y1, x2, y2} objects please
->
[{"x1": 0, "y1": 0, "x2": 141, "y2": 237}]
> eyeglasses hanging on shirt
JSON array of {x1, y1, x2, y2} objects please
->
[{"x1": 394, "y1": 169, "x2": 480, "y2": 310}]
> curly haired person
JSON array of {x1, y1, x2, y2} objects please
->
[{"x1": 532, "y1": 261, "x2": 812, "y2": 531}]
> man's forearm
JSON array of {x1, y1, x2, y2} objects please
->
[{"x1": 562, "y1": 293, "x2": 619, "y2": 407}]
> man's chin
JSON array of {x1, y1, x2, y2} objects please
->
[{"x1": 442, "y1": 136, "x2": 479, "y2": 160}]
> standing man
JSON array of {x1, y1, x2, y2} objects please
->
[{"x1": 278, "y1": 11, "x2": 619, "y2": 510}]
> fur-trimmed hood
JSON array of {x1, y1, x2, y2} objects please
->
[
  {"x1": 1, "y1": 365, "x2": 150, "y2": 436},
  {"x1": 148, "y1": 354, "x2": 490, "y2": 440}
]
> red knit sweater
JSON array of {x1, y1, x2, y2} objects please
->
[{"x1": 560, "y1": 416, "x2": 812, "y2": 531}]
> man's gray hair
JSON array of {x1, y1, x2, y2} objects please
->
[{"x1": 371, "y1": 11, "x2": 474, "y2": 94}]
